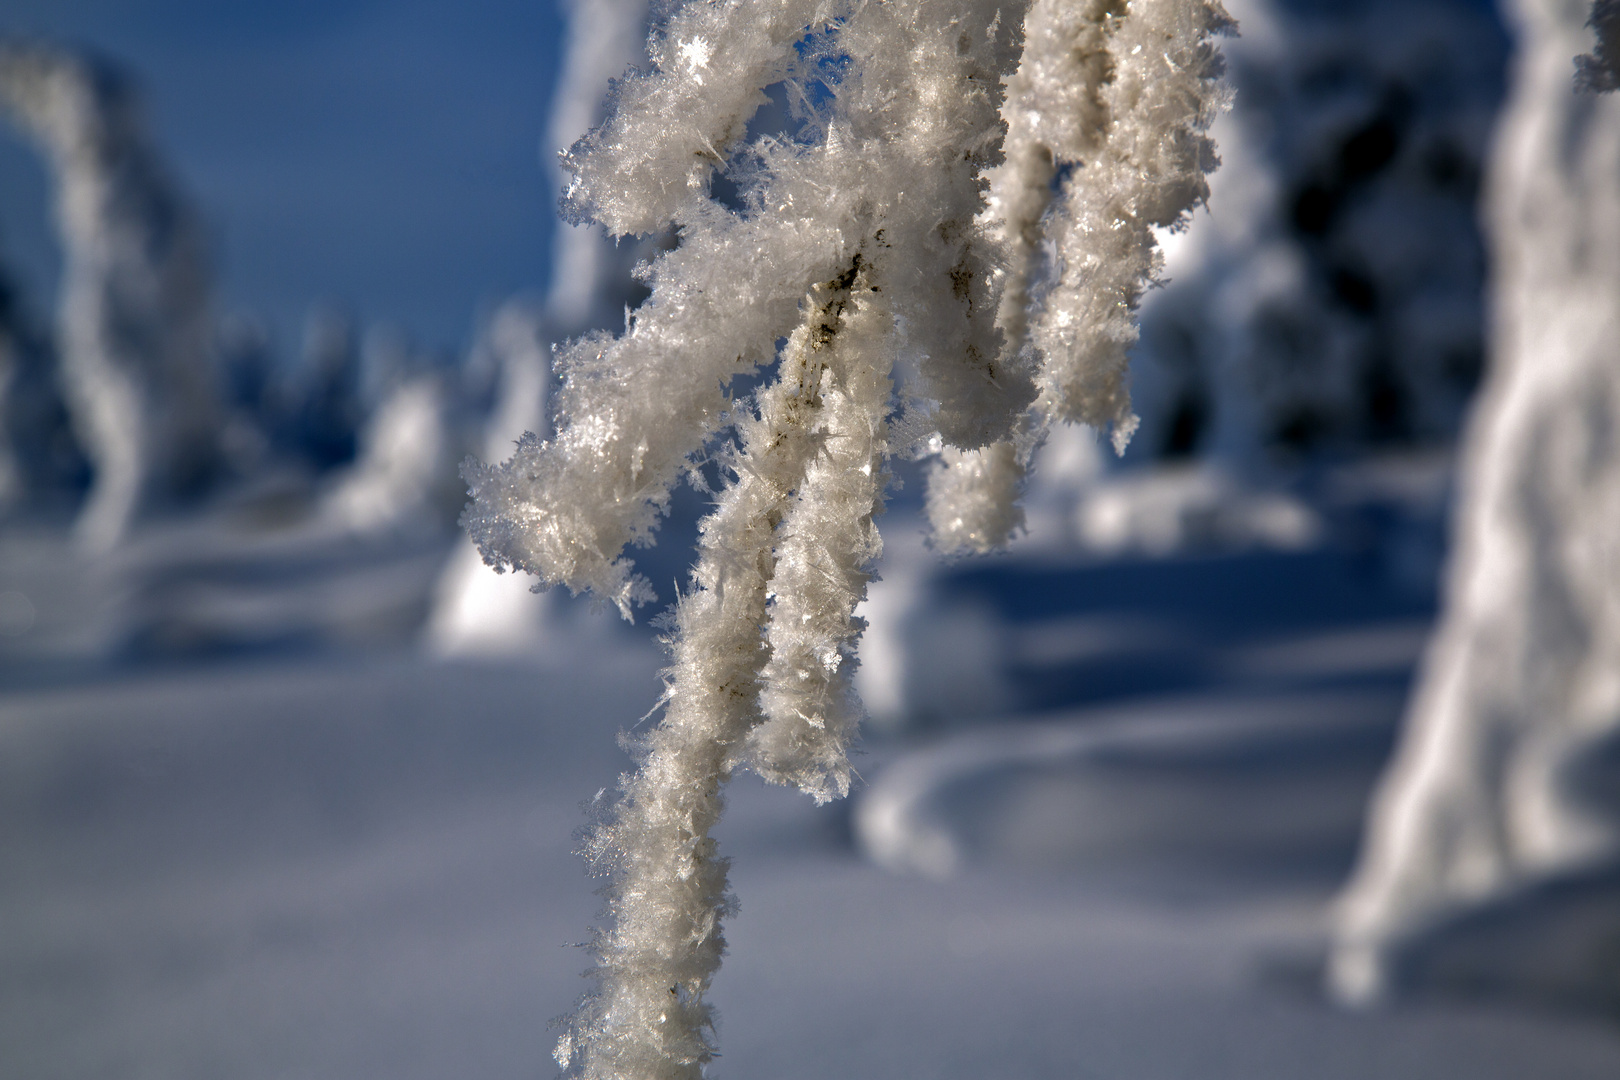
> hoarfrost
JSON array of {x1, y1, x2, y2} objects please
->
[
  {"x1": 926, "y1": 0, "x2": 1232, "y2": 554},
  {"x1": 460, "y1": 3, "x2": 1231, "y2": 1075}
]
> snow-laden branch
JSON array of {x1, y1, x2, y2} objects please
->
[
  {"x1": 462, "y1": 3, "x2": 1231, "y2": 1075},
  {"x1": 561, "y1": 257, "x2": 887, "y2": 1078},
  {"x1": 464, "y1": 0, "x2": 1042, "y2": 615},
  {"x1": 928, "y1": 0, "x2": 1231, "y2": 554}
]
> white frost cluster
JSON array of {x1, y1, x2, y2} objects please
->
[
  {"x1": 461, "y1": 3, "x2": 1229, "y2": 1076},
  {"x1": 926, "y1": 0, "x2": 1231, "y2": 555}
]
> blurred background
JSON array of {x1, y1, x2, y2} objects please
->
[{"x1": 2, "y1": 1, "x2": 1619, "y2": 1078}]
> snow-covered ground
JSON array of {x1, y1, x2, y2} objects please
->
[
  {"x1": 5, "y1": 455, "x2": 1620, "y2": 1079},
  {"x1": 7, "y1": 654, "x2": 1620, "y2": 1078}
]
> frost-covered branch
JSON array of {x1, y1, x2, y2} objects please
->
[
  {"x1": 929, "y1": 0, "x2": 1232, "y2": 554},
  {"x1": 462, "y1": 2, "x2": 1230, "y2": 1075},
  {"x1": 561, "y1": 259, "x2": 887, "y2": 1076}
]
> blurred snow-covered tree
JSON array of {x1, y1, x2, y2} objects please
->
[
  {"x1": 1330, "y1": 0, "x2": 1620, "y2": 1014},
  {"x1": 1125, "y1": 0, "x2": 1508, "y2": 464},
  {"x1": 0, "y1": 42, "x2": 222, "y2": 552},
  {"x1": 0, "y1": 253, "x2": 85, "y2": 512},
  {"x1": 427, "y1": 0, "x2": 653, "y2": 656}
]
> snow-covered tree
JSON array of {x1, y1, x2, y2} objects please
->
[
  {"x1": 426, "y1": 299, "x2": 563, "y2": 653},
  {"x1": 1123, "y1": 0, "x2": 1506, "y2": 465},
  {"x1": 1330, "y1": 0, "x2": 1620, "y2": 1011},
  {"x1": 427, "y1": 0, "x2": 653, "y2": 657},
  {"x1": 0, "y1": 255, "x2": 84, "y2": 511},
  {"x1": 462, "y1": 2, "x2": 1231, "y2": 1075},
  {"x1": 0, "y1": 42, "x2": 221, "y2": 552}
]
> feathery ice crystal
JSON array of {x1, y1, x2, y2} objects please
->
[{"x1": 462, "y1": 2, "x2": 1230, "y2": 1075}]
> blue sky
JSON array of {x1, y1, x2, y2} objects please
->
[{"x1": 0, "y1": 0, "x2": 567, "y2": 354}]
